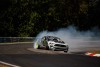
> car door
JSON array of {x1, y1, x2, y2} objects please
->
[
  {"x1": 41, "y1": 37, "x2": 44, "y2": 46},
  {"x1": 42, "y1": 36, "x2": 48, "y2": 46}
]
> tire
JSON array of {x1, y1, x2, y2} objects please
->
[
  {"x1": 64, "y1": 47, "x2": 69, "y2": 53},
  {"x1": 64, "y1": 50, "x2": 68, "y2": 53},
  {"x1": 37, "y1": 45, "x2": 40, "y2": 49},
  {"x1": 35, "y1": 42, "x2": 40, "y2": 49}
]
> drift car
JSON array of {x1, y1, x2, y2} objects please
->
[{"x1": 35, "y1": 36, "x2": 69, "y2": 53}]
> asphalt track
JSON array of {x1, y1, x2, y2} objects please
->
[{"x1": 0, "y1": 43, "x2": 100, "y2": 67}]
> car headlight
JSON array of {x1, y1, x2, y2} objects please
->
[
  {"x1": 49, "y1": 43, "x2": 54, "y2": 47},
  {"x1": 49, "y1": 43, "x2": 54, "y2": 45}
]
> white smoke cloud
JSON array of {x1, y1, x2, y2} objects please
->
[{"x1": 34, "y1": 26, "x2": 100, "y2": 52}]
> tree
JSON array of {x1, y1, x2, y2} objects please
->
[{"x1": 0, "y1": 0, "x2": 99, "y2": 37}]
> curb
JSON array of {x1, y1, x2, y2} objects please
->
[{"x1": 85, "y1": 52, "x2": 100, "y2": 57}]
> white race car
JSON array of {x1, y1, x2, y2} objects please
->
[{"x1": 34, "y1": 36, "x2": 69, "y2": 53}]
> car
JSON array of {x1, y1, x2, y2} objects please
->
[{"x1": 34, "y1": 36, "x2": 69, "y2": 53}]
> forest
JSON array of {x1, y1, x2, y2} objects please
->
[{"x1": 0, "y1": 0, "x2": 100, "y2": 37}]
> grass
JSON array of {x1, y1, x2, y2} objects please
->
[{"x1": 89, "y1": 50, "x2": 100, "y2": 54}]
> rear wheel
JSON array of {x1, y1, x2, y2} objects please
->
[
  {"x1": 35, "y1": 42, "x2": 40, "y2": 49},
  {"x1": 37, "y1": 45, "x2": 40, "y2": 49}
]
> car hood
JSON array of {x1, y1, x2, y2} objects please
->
[
  {"x1": 48, "y1": 40, "x2": 65, "y2": 43},
  {"x1": 48, "y1": 41, "x2": 68, "y2": 45}
]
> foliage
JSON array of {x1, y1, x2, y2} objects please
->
[{"x1": 0, "y1": 0, "x2": 99, "y2": 37}]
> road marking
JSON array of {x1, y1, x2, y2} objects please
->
[{"x1": 0, "y1": 61, "x2": 21, "y2": 67}]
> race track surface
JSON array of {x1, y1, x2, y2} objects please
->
[{"x1": 0, "y1": 43, "x2": 100, "y2": 67}]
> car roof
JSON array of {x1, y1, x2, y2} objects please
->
[
  {"x1": 43, "y1": 36, "x2": 60, "y2": 39},
  {"x1": 44, "y1": 36, "x2": 56, "y2": 37}
]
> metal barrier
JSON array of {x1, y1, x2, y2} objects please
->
[{"x1": 0, "y1": 37, "x2": 35, "y2": 43}]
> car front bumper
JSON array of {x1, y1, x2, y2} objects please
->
[{"x1": 50, "y1": 46, "x2": 68, "y2": 51}]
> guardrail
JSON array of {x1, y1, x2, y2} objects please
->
[{"x1": 0, "y1": 37, "x2": 35, "y2": 43}]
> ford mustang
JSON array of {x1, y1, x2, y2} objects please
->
[{"x1": 34, "y1": 36, "x2": 69, "y2": 53}]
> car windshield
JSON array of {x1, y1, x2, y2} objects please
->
[{"x1": 47, "y1": 36, "x2": 65, "y2": 43}]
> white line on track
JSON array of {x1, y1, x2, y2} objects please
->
[{"x1": 0, "y1": 61, "x2": 21, "y2": 67}]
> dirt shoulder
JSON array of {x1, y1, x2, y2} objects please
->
[{"x1": 0, "y1": 63, "x2": 10, "y2": 67}]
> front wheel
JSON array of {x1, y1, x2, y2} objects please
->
[
  {"x1": 64, "y1": 47, "x2": 69, "y2": 53},
  {"x1": 64, "y1": 50, "x2": 68, "y2": 53}
]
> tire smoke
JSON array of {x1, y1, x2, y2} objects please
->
[{"x1": 34, "y1": 26, "x2": 100, "y2": 52}]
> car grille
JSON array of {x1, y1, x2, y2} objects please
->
[{"x1": 55, "y1": 44, "x2": 66, "y2": 47}]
